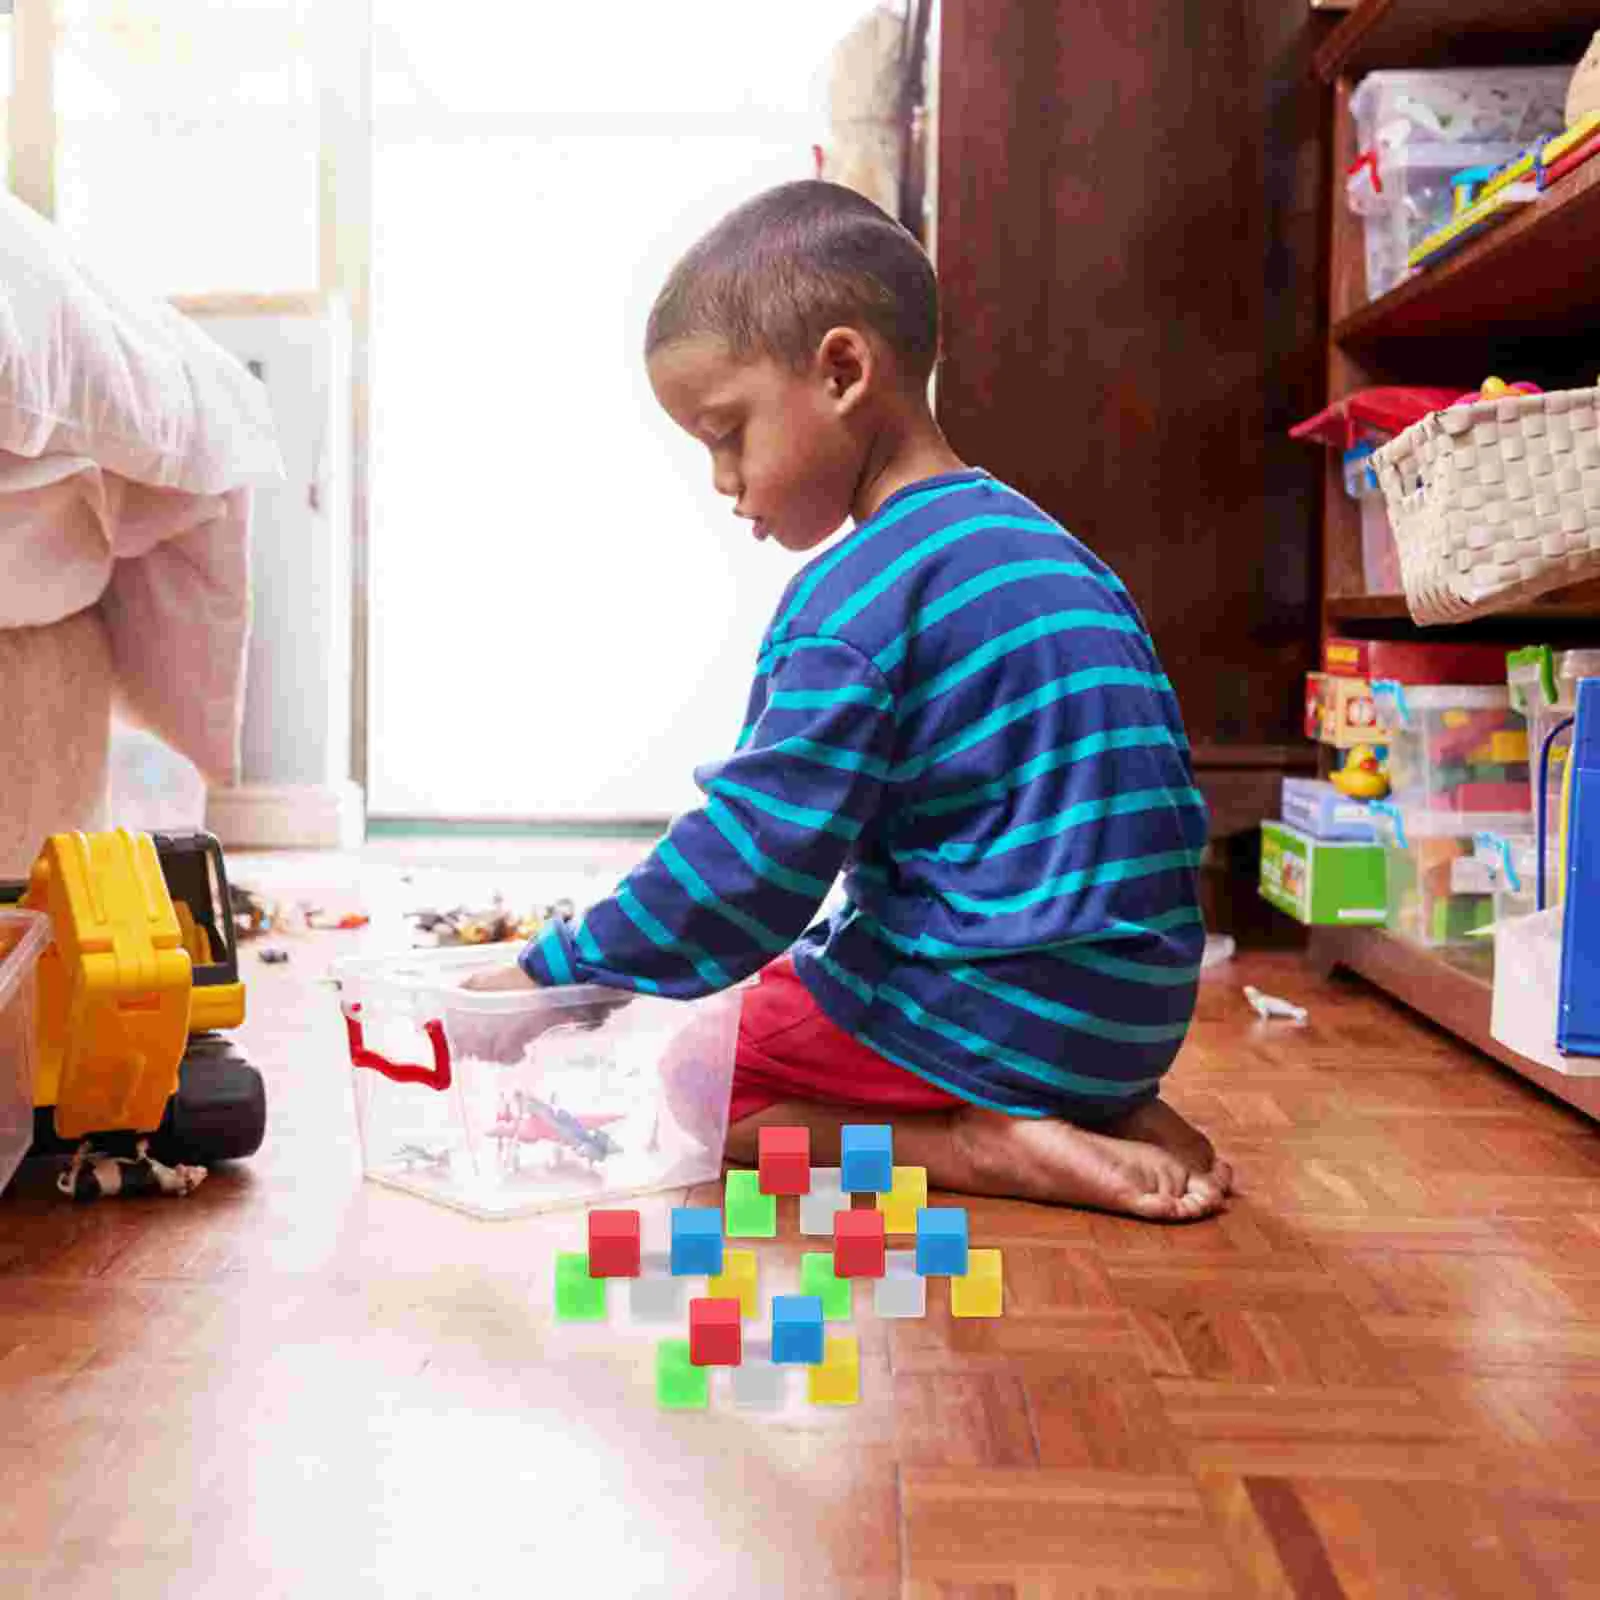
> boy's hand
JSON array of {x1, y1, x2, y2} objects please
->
[{"x1": 461, "y1": 964, "x2": 540, "y2": 993}]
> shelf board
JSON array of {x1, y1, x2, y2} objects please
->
[
  {"x1": 1315, "y1": 0, "x2": 1600, "y2": 80},
  {"x1": 1334, "y1": 155, "x2": 1600, "y2": 346},
  {"x1": 1325, "y1": 582, "x2": 1600, "y2": 626},
  {"x1": 1312, "y1": 926, "x2": 1600, "y2": 1120}
]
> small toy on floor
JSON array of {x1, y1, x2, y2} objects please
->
[
  {"x1": 1245, "y1": 985, "x2": 1309, "y2": 1024},
  {"x1": 57, "y1": 1139, "x2": 207, "y2": 1203},
  {"x1": 405, "y1": 895, "x2": 574, "y2": 947}
]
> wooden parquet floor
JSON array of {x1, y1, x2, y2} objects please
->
[{"x1": 2, "y1": 921, "x2": 1598, "y2": 1598}]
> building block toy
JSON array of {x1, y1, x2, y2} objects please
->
[
  {"x1": 800, "y1": 1250, "x2": 853, "y2": 1320},
  {"x1": 799, "y1": 1167, "x2": 850, "y2": 1235},
  {"x1": 707, "y1": 1247, "x2": 758, "y2": 1319},
  {"x1": 723, "y1": 1168, "x2": 777, "y2": 1237},
  {"x1": 876, "y1": 1165, "x2": 928, "y2": 1233},
  {"x1": 656, "y1": 1339, "x2": 709, "y2": 1409},
  {"x1": 628, "y1": 1253, "x2": 686, "y2": 1323},
  {"x1": 731, "y1": 1348, "x2": 787, "y2": 1410},
  {"x1": 873, "y1": 1249, "x2": 926, "y2": 1318},
  {"x1": 806, "y1": 1335, "x2": 860, "y2": 1406},
  {"x1": 771, "y1": 1294, "x2": 825, "y2": 1365},
  {"x1": 840, "y1": 1124, "x2": 893, "y2": 1192},
  {"x1": 554, "y1": 1252, "x2": 608, "y2": 1322},
  {"x1": 757, "y1": 1125, "x2": 810, "y2": 1194},
  {"x1": 587, "y1": 1209, "x2": 641, "y2": 1278},
  {"x1": 688, "y1": 1297, "x2": 742, "y2": 1366},
  {"x1": 916, "y1": 1207, "x2": 970, "y2": 1277},
  {"x1": 833, "y1": 1208, "x2": 887, "y2": 1278},
  {"x1": 950, "y1": 1247, "x2": 1004, "y2": 1318},
  {"x1": 670, "y1": 1207, "x2": 724, "y2": 1277}
]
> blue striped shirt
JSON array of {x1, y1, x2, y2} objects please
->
[{"x1": 521, "y1": 469, "x2": 1207, "y2": 1118}]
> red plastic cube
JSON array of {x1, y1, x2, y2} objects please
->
[
  {"x1": 688, "y1": 1297, "x2": 743, "y2": 1366},
  {"x1": 758, "y1": 1125, "x2": 811, "y2": 1195},
  {"x1": 833, "y1": 1209, "x2": 887, "y2": 1278},
  {"x1": 587, "y1": 1209, "x2": 641, "y2": 1278}
]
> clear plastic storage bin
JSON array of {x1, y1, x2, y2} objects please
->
[
  {"x1": 1371, "y1": 680, "x2": 1528, "y2": 815},
  {"x1": 1468, "y1": 831, "x2": 1537, "y2": 928},
  {"x1": 1508, "y1": 647, "x2": 1600, "y2": 869},
  {"x1": 1344, "y1": 444, "x2": 1402, "y2": 594},
  {"x1": 0, "y1": 910, "x2": 49, "y2": 1196},
  {"x1": 1346, "y1": 68, "x2": 1568, "y2": 300},
  {"x1": 334, "y1": 944, "x2": 744, "y2": 1218},
  {"x1": 1370, "y1": 803, "x2": 1529, "y2": 947}
]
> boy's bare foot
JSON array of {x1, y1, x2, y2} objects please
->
[
  {"x1": 949, "y1": 1105, "x2": 1229, "y2": 1222},
  {"x1": 724, "y1": 1097, "x2": 1230, "y2": 1223}
]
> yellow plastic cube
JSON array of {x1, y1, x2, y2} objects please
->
[
  {"x1": 806, "y1": 1335, "x2": 860, "y2": 1406},
  {"x1": 950, "y1": 1248, "x2": 1004, "y2": 1318},
  {"x1": 707, "y1": 1247, "x2": 759, "y2": 1319},
  {"x1": 875, "y1": 1165, "x2": 928, "y2": 1234},
  {"x1": 1489, "y1": 729, "x2": 1529, "y2": 763}
]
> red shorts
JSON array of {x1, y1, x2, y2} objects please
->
[{"x1": 728, "y1": 955, "x2": 964, "y2": 1123}]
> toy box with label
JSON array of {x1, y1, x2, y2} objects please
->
[
  {"x1": 1323, "y1": 636, "x2": 1514, "y2": 684},
  {"x1": 1345, "y1": 68, "x2": 1568, "y2": 301},
  {"x1": 334, "y1": 944, "x2": 743, "y2": 1218},
  {"x1": 1280, "y1": 777, "x2": 1379, "y2": 842},
  {"x1": 1371, "y1": 681, "x2": 1529, "y2": 815},
  {"x1": 1259, "y1": 821, "x2": 1387, "y2": 927},
  {"x1": 1306, "y1": 672, "x2": 1383, "y2": 748},
  {"x1": 1369, "y1": 802, "x2": 1530, "y2": 947}
]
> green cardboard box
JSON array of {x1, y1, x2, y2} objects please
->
[{"x1": 1259, "y1": 820, "x2": 1386, "y2": 926}]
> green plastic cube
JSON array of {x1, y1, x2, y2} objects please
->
[
  {"x1": 554, "y1": 1252, "x2": 608, "y2": 1322},
  {"x1": 800, "y1": 1250, "x2": 853, "y2": 1321},
  {"x1": 656, "y1": 1338, "x2": 710, "y2": 1409},
  {"x1": 724, "y1": 1168, "x2": 778, "y2": 1238}
]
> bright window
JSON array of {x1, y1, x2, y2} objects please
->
[{"x1": 367, "y1": 1, "x2": 891, "y2": 820}]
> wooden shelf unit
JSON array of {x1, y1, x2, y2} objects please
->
[{"x1": 1311, "y1": 0, "x2": 1600, "y2": 1119}]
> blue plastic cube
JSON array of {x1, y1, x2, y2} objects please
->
[
  {"x1": 770, "y1": 1294, "x2": 825, "y2": 1365},
  {"x1": 915, "y1": 1207, "x2": 969, "y2": 1277},
  {"x1": 670, "y1": 1207, "x2": 724, "y2": 1277},
  {"x1": 840, "y1": 1124, "x2": 893, "y2": 1193}
]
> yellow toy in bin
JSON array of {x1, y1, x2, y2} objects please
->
[{"x1": 0, "y1": 828, "x2": 263, "y2": 1170}]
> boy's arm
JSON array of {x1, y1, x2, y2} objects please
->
[{"x1": 518, "y1": 636, "x2": 894, "y2": 998}]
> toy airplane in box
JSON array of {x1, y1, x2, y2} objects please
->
[{"x1": 0, "y1": 829, "x2": 266, "y2": 1169}]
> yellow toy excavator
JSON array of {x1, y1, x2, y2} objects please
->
[{"x1": 0, "y1": 829, "x2": 266, "y2": 1170}]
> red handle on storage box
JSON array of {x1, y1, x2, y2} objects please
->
[{"x1": 344, "y1": 1003, "x2": 453, "y2": 1090}]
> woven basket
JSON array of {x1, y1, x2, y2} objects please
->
[{"x1": 1372, "y1": 385, "x2": 1600, "y2": 624}]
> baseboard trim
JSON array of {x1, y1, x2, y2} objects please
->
[{"x1": 207, "y1": 782, "x2": 365, "y2": 850}]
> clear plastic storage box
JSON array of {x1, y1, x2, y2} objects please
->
[
  {"x1": 334, "y1": 944, "x2": 744, "y2": 1218},
  {"x1": 0, "y1": 910, "x2": 49, "y2": 1196},
  {"x1": 1370, "y1": 803, "x2": 1529, "y2": 947},
  {"x1": 1346, "y1": 68, "x2": 1568, "y2": 300},
  {"x1": 1344, "y1": 444, "x2": 1402, "y2": 594},
  {"x1": 1371, "y1": 680, "x2": 1529, "y2": 815},
  {"x1": 1508, "y1": 647, "x2": 1600, "y2": 870}
]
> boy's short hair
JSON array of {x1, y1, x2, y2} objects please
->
[{"x1": 646, "y1": 180, "x2": 938, "y2": 387}]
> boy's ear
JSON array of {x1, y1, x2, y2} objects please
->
[{"x1": 816, "y1": 326, "x2": 873, "y2": 412}]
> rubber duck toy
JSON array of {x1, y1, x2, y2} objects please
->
[
  {"x1": 1330, "y1": 744, "x2": 1389, "y2": 800},
  {"x1": 1449, "y1": 376, "x2": 1542, "y2": 407}
]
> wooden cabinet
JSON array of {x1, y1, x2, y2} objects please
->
[{"x1": 933, "y1": 0, "x2": 1328, "y2": 854}]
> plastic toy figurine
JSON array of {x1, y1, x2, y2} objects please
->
[
  {"x1": 1329, "y1": 744, "x2": 1390, "y2": 800},
  {"x1": 57, "y1": 1137, "x2": 207, "y2": 1203},
  {"x1": 490, "y1": 1089, "x2": 622, "y2": 1170}
]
